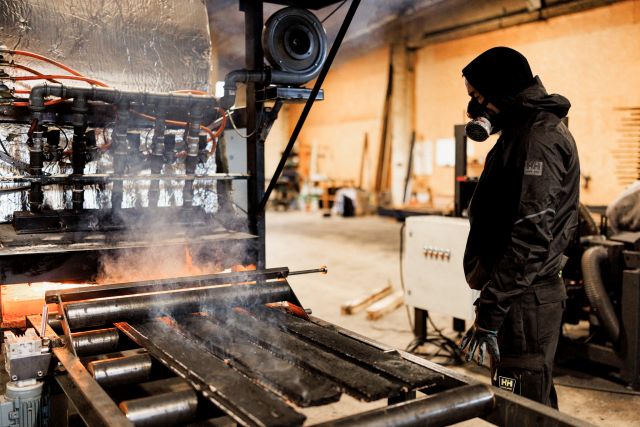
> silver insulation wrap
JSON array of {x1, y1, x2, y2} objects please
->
[{"x1": 0, "y1": 0, "x2": 216, "y2": 221}]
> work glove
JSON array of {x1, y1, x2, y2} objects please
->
[{"x1": 459, "y1": 324, "x2": 500, "y2": 365}]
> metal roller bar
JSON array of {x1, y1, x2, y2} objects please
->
[
  {"x1": 72, "y1": 328, "x2": 120, "y2": 356},
  {"x1": 116, "y1": 319, "x2": 306, "y2": 427},
  {"x1": 328, "y1": 319, "x2": 595, "y2": 426},
  {"x1": 63, "y1": 282, "x2": 292, "y2": 329},
  {"x1": 46, "y1": 267, "x2": 290, "y2": 304},
  {"x1": 211, "y1": 309, "x2": 402, "y2": 401},
  {"x1": 119, "y1": 389, "x2": 198, "y2": 427},
  {"x1": 314, "y1": 384, "x2": 495, "y2": 427},
  {"x1": 87, "y1": 353, "x2": 152, "y2": 388},
  {"x1": 129, "y1": 378, "x2": 192, "y2": 396},
  {"x1": 52, "y1": 346, "x2": 134, "y2": 427},
  {"x1": 254, "y1": 307, "x2": 443, "y2": 389},
  {"x1": 182, "y1": 314, "x2": 342, "y2": 407}
]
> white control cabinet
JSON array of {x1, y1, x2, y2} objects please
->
[{"x1": 403, "y1": 216, "x2": 478, "y2": 321}]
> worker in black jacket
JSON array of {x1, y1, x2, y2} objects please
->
[{"x1": 459, "y1": 47, "x2": 580, "y2": 408}]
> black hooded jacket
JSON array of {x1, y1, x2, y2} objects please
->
[{"x1": 463, "y1": 77, "x2": 580, "y2": 331}]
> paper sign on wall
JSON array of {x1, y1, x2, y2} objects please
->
[{"x1": 436, "y1": 138, "x2": 455, "y2": 167}]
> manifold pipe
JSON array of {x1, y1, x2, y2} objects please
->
[
  {"x1": 183, "y1": 107, "x2": 203, "y2": 209},
  {"x1": 111, "y1": 101, "x2": 130, "y2": 210},
  {"x1": 148, "y1": 105, "x2": 167, "y2": 208},
  {"x1": 581, "y1": 246, "x2": 620, "y2": 345},
  {"x1": 220, "y1": 67, "x2": 321, "y2": 109},
  {"x1": 63, "y1": 282, "x2": 292, "y2": 329},
  {"x1": 29, "y1": 84, "x2": 218, "y2": 112},
  {"x1": 315, "y1": 384, "x2": 495, "y2": 427},
  {"x1": 28, "y1": 128, "x2": 45, "y2": 212},
  {"x1": 71, "y1": 95, "x2": 88, "y2": 210}
]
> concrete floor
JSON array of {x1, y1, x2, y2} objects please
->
[{"x1": 266, "y1": 211, "x2": 639, "y2": 426}]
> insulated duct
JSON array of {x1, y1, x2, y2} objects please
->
[{"x1": 581, "y1": 245, "x2": 620, "y2": 345}]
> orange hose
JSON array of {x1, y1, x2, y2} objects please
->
[
  {"x1": 10, "y1": 75, "x2": 109, "y2": 87},
  {"x1": 131, "y1": 108, "x2": 226, "y2": 146},
  {"x1": 172, "y1": 89, "x2": 209, "y2": 95},
  {"x1": 8, "y1": 50, "x2": 84, "y2": 77},
  {"x1": 12, "y1": 98, "x2": 66, "y2": 107},
  {"x1": 9, "y1": 64, "x2": 62, "y2": 84}
]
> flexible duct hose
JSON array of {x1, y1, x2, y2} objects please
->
[
  {"x1": 581, "y1": 246, "x2": 620, "y2": 345},
  {"x1": 578, "y1": 203, "x2": 599, "y2": 236}
]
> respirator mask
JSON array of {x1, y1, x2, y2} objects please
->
[{"x1": 465, "y1": 98, "x2": 497, "y2": 142}]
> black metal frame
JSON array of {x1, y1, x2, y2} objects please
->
[{"x1": 28, "y1": 273, "x2": 594, "y2": 427}]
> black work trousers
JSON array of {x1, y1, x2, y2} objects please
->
[{"x1": 490, "y1": 277, "x2": 565, "y2": 408}]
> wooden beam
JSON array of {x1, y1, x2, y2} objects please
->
[
  {"x1": 366, "y1": 291, "x2": 405, "y2": 321},
  {"x1": 341, "y1": 283, "x2": 393, "y2": 315}
]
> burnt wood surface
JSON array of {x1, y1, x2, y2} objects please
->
[
  {"x1": 254, "y1": 306, "x2": 445, "y2": 389},
  {"x1": 182, "y1": 315, "x2": 342, "y2": 407},
  {"x1": 116, "y1": 320, "x2": 306, "y2": 427},
  {"x1": 208, "y1": 309, "x2": 403, "y2": 401}
]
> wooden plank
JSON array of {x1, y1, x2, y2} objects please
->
[
  {"x1": 116, "y1": 320, "x2": 306, "y2": 427},
  {"x1": 214, "y1": 310, "x2": 403, "y2": 401},
  {"x1": 255, "y1": 307, "x2": 444, "y2": 389},
  {"x1": 181, "y1": 315, "x2": 342, "y2": 407},
  {"x1": 366, "y1": 291, "x2": 404, "y2": 320},
  {"x1": 340, "y1": 283, "x2": 393, "y2": 315}
]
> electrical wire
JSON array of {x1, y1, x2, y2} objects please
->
[
  {"x1": 130, "y1": 108, "x2": 226, "y2": 143},
  {"x1": 6, "y1": 63, "x2": 62, "y2": 84},
  {"x1": 47, "y1": 124, "x2": 70, "y2": 151},
  {"x1": 8, "y1": 74, "x2": 109, "y2": 87},
  {"x1": 227, "y1": 108, "x2": 264, "y2": 139},
  {"x1": 322, "y1": 0, "x2": 348, "y2": 23},
  {"x1": 0, "y1": 135, "x2": 12, "y2": 157},
  {"x1": 3, "y1": 49, "x2": 85, "y2": 76}
]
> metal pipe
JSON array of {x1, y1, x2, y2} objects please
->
[
  {"x1": 148, "y1": 105, "x2": 167, "y2": 208},
  {"x1": 28, "y1": 128, "x2": 45, "y2": 212},
  {"x1": 119, "y1": 389, "x2": 198, "y2": 427},
  {"x1": 71, "y1": 95, "x2": 88, "y2": 210},
  {"x1": 410, "y1": 0, "x2": 621, "y2": 48},
  {"x1": 87, "y1": 353, "x2": 152, "y2": 388},
  {"x1": 71, "y1": 328, "x2": 120, "y2": 356},
  {"x1": 183, "y1": 107, "x2": 203, "y2": 209},
  {"x1": 29, "y1": 84, "x2": 217, "y2": 112},
  {"x1": 46, "y1": 267, "x2": 290, "y2": 304},
  {"x1": 316, "y1": 384, "x2": 495, "y2": 427},
  {"x1": 259, "y1": 0, "x2": 362, "y2": 212},
  {"x1": 111, "y1": 102, "x2": 130, "y2": 210},
  {"x1": 64, "y1": 282, "x2": 292, "y2": 329}
]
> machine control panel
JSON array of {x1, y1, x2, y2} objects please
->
[{"x1": 403, "y1": 216, "x2": 478, "y2": 321}]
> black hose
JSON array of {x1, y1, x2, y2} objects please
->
[{"x1": 581, "y1": 246, "x2": 620, "y2": 345}]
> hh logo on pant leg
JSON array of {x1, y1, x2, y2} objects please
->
[{"x1": 498, "y1": 376, "x2": 517, "y2": 392}]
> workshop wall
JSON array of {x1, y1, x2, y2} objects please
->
[
  {"x1": 415, "y1": 0, "x2": 640, "y2": 206},
  {"x1": 290, "y1": 47, "x2": 390, "y2": 189}
]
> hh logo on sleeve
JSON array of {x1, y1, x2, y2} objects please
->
[
  {"x1": 524, "y1": 160, "x2": 543, "y2": 176},
  {"x1": 498, "y1": 376, "x2": 517, "y2": 392}
]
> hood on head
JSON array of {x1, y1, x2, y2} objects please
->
[
  {"x1": 515, "y1": 76, "x2": 571, "y2": 119},
  {"x1": 462, "y1": 47, "x2": 535, "y2": 103}
]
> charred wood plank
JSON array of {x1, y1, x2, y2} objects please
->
[
  {"x1": 181, "y1": 315, "x2": 342, "y2": 407},
  {"x1": 210, "y1": 310, "x2": 402, "y2": 401},
  {"x1": 115, "y1": 320, "x2": 305, "y2": 427},
  {"x1": 255, "y1": 307, "x2": 444, "y2": 389}
]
